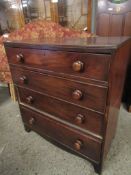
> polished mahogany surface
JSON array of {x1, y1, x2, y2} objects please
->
[
  {"x1": 6, "y1": 47, "x2": 111, "y2": 82},
  {"x1": 4, "y1": 36, "x2": 131, "y2": 174},
  {"x1": 4, "y1": 36, "x2": 130, "y2": 52},
  {"x1": 10, "y1": 67, "x2": 107, "y2": 113},
  {"x1": 20, "y1": 106, "x2": 102, "y2": 162},
  {"x1": 18, "y1": 87, "x2": 103, "y2": 137}
]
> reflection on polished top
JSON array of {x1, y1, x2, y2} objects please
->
[{"x1": 4, "y1": 36, "x2": 131, "y2": 53}]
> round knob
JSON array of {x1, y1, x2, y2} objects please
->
[
  {"x1": 75, "y1": 114, "x2": 85, "y2": 124},
  {"x1": 74, "y1": 140, "x2": 83, "y2": 150},
  {"x1": 29, "y1": 118, "x2": 35, "y2": 125},
  {"x1": 16, "y1": 53, "x2": 24, "y2": 63},
  {"x1": 26, "y1": 96, "x2": 34, "y2": 104},
  {"x1": 20, "y1": 76, "x2": 28, "y2": 84},
  {"x1": 72, "y1": 61, "x2": 84, "y2": 72},
  {"x1": 72, "y1": 90, "x2": 83, "y2": 100}
]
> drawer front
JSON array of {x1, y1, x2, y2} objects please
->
[
  {"x1": 18, "y1": 87, "x2": 103, "y2": 136},
  {"x1": 6, "y1": 47, "x2": 110, "y2": 82},
  {"x1": 11, "y1": 67, "x2": 107, "y2": 113},
  {"x1": 20, "y1": 106, "x2": 102, "y2": 162}
]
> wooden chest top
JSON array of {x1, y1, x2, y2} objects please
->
[{"x1": 4, "y1": 36, "x2": 130, "y2": 53}]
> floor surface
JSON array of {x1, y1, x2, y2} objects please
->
[{"x1": 0, "y1": 87, "x2": 131, "y2": 175}]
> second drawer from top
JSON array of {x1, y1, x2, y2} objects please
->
[{"x1": 11, "y1": 67, "x2": 108, "y2": 113}]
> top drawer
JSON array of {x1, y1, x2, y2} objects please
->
[{"x1": 6, "y1": 47, "x2": 111, "y2": 82}]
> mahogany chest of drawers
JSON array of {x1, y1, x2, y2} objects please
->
[{"x1": 4, "y1": 37, "x2": 131, "y2": 174}]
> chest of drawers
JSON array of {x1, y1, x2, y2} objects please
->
[{"x1": 4, "y1": 37, "x2": 131, "y2": 174}]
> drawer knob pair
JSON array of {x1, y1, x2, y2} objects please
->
[
  {"x1": 74, "y1": 140, "x2": 83, "y2": 150},
  {"x1": 29, "y1": 117, "x2": 35, "y2": 125},
  {"x1": 16, "y1": 53, "x2": 24, "y2": 63},
  {"x1": 20, "y1": 76, "x2": 28, "y2": 84},
  {"x1": 75, "y1": 114, "x2": 85, "y2": 124},
  {"x1": 72, "y1": 90, "x2": 83, "y2": 100},
  {"x1": 72, "y1": 61, "x2": 84, "y2": 72},
  {"x1": 26, "y1": 96, "x2": 34, "y2": 104}
]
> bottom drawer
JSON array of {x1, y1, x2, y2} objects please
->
[{"x1": 20, "y1": 106, "x2": 102, "y2": 162}]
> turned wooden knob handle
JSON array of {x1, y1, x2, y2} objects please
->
[
  {"x1": 72, "y1": 90, "x2": 83, "y2": 100},
  {"x1": 20, "y1": 76, "x2": 28, "y2": 84},
  {"x1": 16, "y1": 53, "x2": 24, "y2": 63},
  {"x1": 29, "y1": 117, "x2": 35, "y2": 125},
  {"x1": 26, "y1": 96, "x2": 34, "y2": 104},
  {"x1": 75, "y1": 114, "x2": 85, "y2": 124},
  {"x1": 74, "y1": 140, "x2": 83, "y2": 150},
  {"x1": 72, "y1": 61, "x2": 84, "y2": 72}
]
